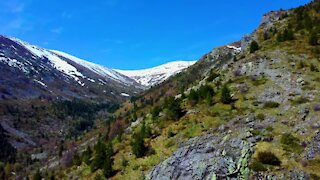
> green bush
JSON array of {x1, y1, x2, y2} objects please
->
[
  {"x1": 256, "y1": 113, "x2": 265, "y2": 120},
  {"x1": 206, "y1": 71, "x2": 219, "y2": 82},
  {"x1": 263, "y1": 101, "x2": 280, "y2": 108},
  {"x1": 291, "y1": 96, "x2": 309, "y2": 105},
  {"x1": 309, "y1": 31, "x2": 318, "y2": 46},
  {"x1": 310, "y1": 63, "x2": 319, "y2": 72},
  {"x1": 250, "y1": 160, "x2": 267, "y2": 172},
  {"x1": 220, "y1": 85, "x2": 232, "y2": 104},
  {"x1": 257, "y1": 151, "x2": 281, "y2": 166},
  {"x1": 250, "y1": 40, "x2": 260, "y2": 53}
]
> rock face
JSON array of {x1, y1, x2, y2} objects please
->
[{"x1": 147, "y1": 120, "x2": 255, "y2": 180}]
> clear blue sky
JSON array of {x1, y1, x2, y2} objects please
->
[{"x1": 0, "y1": 0, "x2": 312, "y2": 70}]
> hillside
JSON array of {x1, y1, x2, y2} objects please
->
[
  {"x1": 0, "y1": 36, "x2": 144, "y2": 177},
  {"x1": 51, "y1": 1, "x2": 320, "y2": 180},
  {"x1": 1, "y1": 1, "x2": 319, "y2": 179}
]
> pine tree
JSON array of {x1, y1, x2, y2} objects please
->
[
  {"x1": 103, "y1": 141, "x2": 114, "y2": 178},
  {"x1": 91, "y1": 140, "x2": 106, "y2": 172},
  {"x1": 250, "y1": 40, "x2": 259, "y2": 53},
  {"x1": 131, "y1": 123, "x2": 148, "y2": 158},
  {"x1": 188, "y1": 89, "x2": 198, "y2": 104},
  {"x1": 163, "y1": 96, "x2": 182, "y2": 120},
  {"x1": 221, "y1": 85, "x2": 232, "y2": 104}
]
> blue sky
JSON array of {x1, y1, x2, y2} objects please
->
[{"x1": 0, "y1": 0, "x2": 312, "y2": 70}]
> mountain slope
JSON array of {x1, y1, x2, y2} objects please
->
[
  {"x1": 57, "y1": 1, "x2": 320, "y2": 179},
  {"x1": 114, "y1": 61, "x2": 196, "y2": 87},
  {"x1": 0, "y1": 36, "x2": 142, "y2": 101}
]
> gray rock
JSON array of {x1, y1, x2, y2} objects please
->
[{"x1": 146, "y1": 133, "x2": 253, "y2": 180}]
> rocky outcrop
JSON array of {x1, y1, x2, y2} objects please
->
[{"x1": 146, "y1": 133, "x2": 253, "y2": 180}]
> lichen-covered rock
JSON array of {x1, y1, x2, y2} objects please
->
[
  {"x1": 146, "y1": 133, "x2": 254, "y2": 180},
  {"x1": 303, "y1": 132, "x2": 320, "y2": 160}
]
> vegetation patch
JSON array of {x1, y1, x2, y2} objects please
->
[
  {"x1": 256, "y1": 151, "x2": 281, "y2": 166},
  {"x1": 280, "y1": 133, "x2": 302, "y2": 153},
  {"x1": 263, "y1": 101, "x2": 280, "y2": 108}
]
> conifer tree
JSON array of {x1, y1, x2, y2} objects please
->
[
  {"x1": 103, "y1": 141, "x2": 114, "y2": 178},
  {"x1": 91, "y1": 140, "x2": 106, "y2": 171},
  {"x1": 221, "y1": 85, "x2": 232, "y2": 104}
]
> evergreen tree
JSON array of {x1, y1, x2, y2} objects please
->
[
  {"x1": 131, "y1": 123, "x2": 148, "y2": 158},
  {"x1": 91, "y1": 140, "x2": 106, "y2": 172},
  {"x1": 151, "y1": 106, "x2": 161, "y2": 118},
  {"x1": 103, "y1": 141, "x2": 114, "y2": 178},
  {"x1": 163, "y1": 96, "x2": 182, "y2": 120},
  {"x1": 131, "y1": 132, "x2": 146, "y2": 158},
  {"x1": 250, "y1": 40, "x2": 259, "y2": 53},
  {"x1": 220, "y1": 85, "x2": 232, "y2": 104},
  {"x1": 188, "y1": 89, "x2": 198, "y2": 104}
]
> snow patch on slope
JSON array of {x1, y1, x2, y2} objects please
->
[
  {"x1": 9, "y1": 37, "x2": 85, "y2": 85},
  {"x1": 115, "y1": 61, "x2": 196, "y2": 87},
  {"x1": 51, "y1": 50, "x2": 135, "y2": 86}
]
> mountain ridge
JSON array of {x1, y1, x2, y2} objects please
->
[{"x1": 114, "y1": 60, "x2": 197, "y2": 87}]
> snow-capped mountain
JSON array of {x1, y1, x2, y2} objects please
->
[
  {"x1": 0, "y1": 35, "x2": 142, "y2": 100},
  {"x1": 115, "y1": 61, "x2": 197, "y2": 87}
]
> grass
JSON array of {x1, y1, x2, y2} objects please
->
[{"x1": 280, "y1": 133, "x2": 303, "y2": 153}]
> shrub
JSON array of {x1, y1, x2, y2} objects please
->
[
  {"x1": 167, "y1": 128, "x2": 176, "y2": 138},
  {"x1": 291, "y1": 96, "x2": 309, "y2": 105},
  {"x1": 206, "y1": 72, "x2": 219, "y2": 82},
  {"x1": 277, "y1": 29, "x2": 295, "y2": 42},
  {"x1": 309, "y1": 31, "x2": 318, "y2": 46},
  {"x1": 297, "y1": 61, "x2": 306, "y2": 69},
  {"x1": 263, "y1": 101, "x2": 280, "y2": 108},
  {"x1": 250, "y1": 40, "x2": 259, "y2": 53},
  {"x1": 251, "y1": 76, "x2": 268, "y2": 86},
  {"x1": 266, "y1": 125, "x2": 273, "y2": 132},
  {"x1": 250, "y1": 160, "x2": 267, "y2": 171},
  {"x1": 256, "y1": 113, "x2": 265, "y2": 120},
  {"x1": 310, "y1": 63, "x2": 319, "y2": 72},
  {"x1": 220, "y1": 85, "x2": 232, "y2": 104},
  {"x1": 257, "y1": 151, "x2": 281, "y2": 166}
]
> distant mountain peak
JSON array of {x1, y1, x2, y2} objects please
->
[{"x1": 114, "y1": 60, "x2": 196, "y2": 87}]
